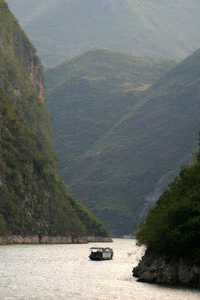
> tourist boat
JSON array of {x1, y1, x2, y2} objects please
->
[{"x1": 89, "y1": 247, "x2": 114, "y2": 260}]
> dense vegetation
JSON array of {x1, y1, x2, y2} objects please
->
[
  {"x1": 136, "y1": 143, "x2": 200, "y2": 259},
  {"x1": 0, "y1": 0, "x2": 109, "y2": 238},
  {"x1": 46, "y1": 47, "x2": 200, "y2": 236},
  {"x1": 7, "y1": 0, "x2": 200, "y2": 66}
]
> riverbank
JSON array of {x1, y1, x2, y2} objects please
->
[
  {"x1": 0, "y1": 235, "x2": 113, "y2": 245},
  {"x1": 133, "y1": 249, "x2": 200, "y2": 288}
]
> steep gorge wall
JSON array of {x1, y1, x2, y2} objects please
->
[
  {"x1": 0, "y1": 2, "x2": 44, "y2": 100},
  {"x1": 0, "y1": 1, "x2": 110, "y2": 240},
  {"x1": 0, "y1": 0, "x2": 57, "y2": 169}
]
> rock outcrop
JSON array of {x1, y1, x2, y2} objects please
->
[
  {"x1": 133, "y1": 249, "x2": 200, "y2": 288},
  {"x1": 0, "y1": 235, "x2": 113, "y2": 245}
]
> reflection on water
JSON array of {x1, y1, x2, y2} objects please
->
[{"x1": 0, "y1": 239, "x2": 200, "y2": 299}]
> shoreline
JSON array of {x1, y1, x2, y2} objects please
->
[
  {"x1": 133, "y1": 249, "x2": 200, "y2": 288},
  {"x1": 0, "y1": 235, "x2": 113, "y2": 245}
]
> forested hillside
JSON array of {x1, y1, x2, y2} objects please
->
[
  {"x1": 46, "y1": 48, "x2": 200, "y2": 236},
  {"x1": 6, "y1": 0, "x2": 200, "y2": 66},
  {"x1": 0, "y1": 0, "x2": 109, "y2": 241}
]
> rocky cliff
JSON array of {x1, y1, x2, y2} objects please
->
[{"x1": 133, "y1": 250, "x2": 200, "y2": 287}]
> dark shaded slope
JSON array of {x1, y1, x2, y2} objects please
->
[
  {"x1": 59, "y1": 49, "x2": 200, "y2": 235},
  {"x1": 45, "y1": 48, "x2": 177, "y2": 235},
  {"x1": 46, "y1": 48, "x2": 175, "y2": 169}
]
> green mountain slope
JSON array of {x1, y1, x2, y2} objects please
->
[
  {"x1": 71, "y1": 48, "x2": 200, "y2": 236},
  {"x1": 79, "y1": 49, "x2": 200, "y2": 235},
  {"x1": 45, "y1": 48, "x2": 177, "y2": 235},
  {"x1": 0, "y1": 0, "x2": 109, "y2": 240},
  {"x1": 7, "y1": 0, "x2": 200, "y2": 66}
]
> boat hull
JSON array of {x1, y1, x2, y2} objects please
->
[{"x1": 89, "y1": 255, "x2": 112, "y2": 261}]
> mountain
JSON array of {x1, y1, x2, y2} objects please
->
[
  {"x1": 86, "y1": 48, "x2": 200, "y2": 235},
  {"x1": 46, "y1": 48, "x2": 200, "y2": 236},
  {"x1": 45, "y1": 48, "x2": 178, "y2": 235},
  {"x1": 0, "y1": 0, "x2": 109, "y2": 242},
  {"x1": 6, "y1": 0, "x2": 200, "y2": 66}
]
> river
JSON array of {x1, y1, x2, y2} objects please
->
[{"x1": 0, "y1": 238, "x2": 199, "y2": 299}]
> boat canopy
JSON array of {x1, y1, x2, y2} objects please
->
[
  {"x1": 89, "y1": 247, "x2": 114, "y2": 260},
  {"x1": 89, "y1": 247, "x2": 112, "y2": 252}
]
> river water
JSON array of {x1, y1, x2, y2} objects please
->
[{"x1": 0, "y1": 238, "x2": 200, "y2": 300}]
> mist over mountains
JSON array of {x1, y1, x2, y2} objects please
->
[{"x1": 6, "y1": 0, "x2": 200, "y2": 66}]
